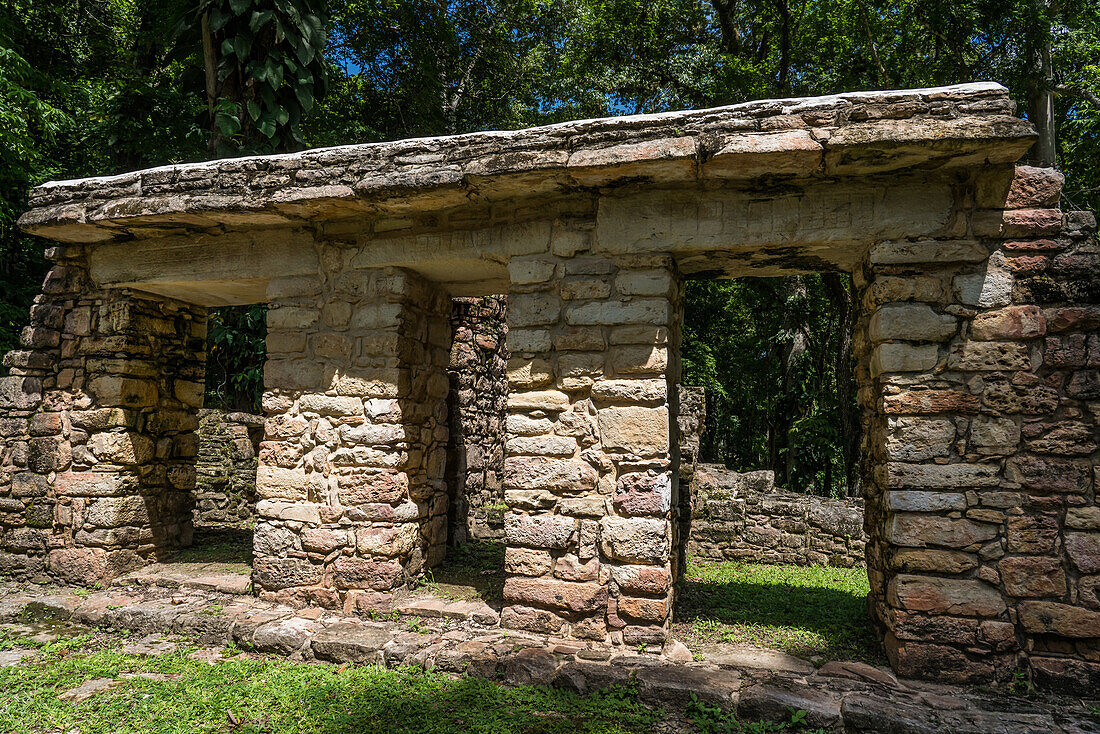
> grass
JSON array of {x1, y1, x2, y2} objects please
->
[
  {"x1": 0, "y1": 630, "x2": 660, "y2": 734},
  {"x1": 674, "y1": 559, "x2": 882, "y2": 664},
  {"x1": 421, "y1": 540, "x2": 506, "y2": 605},
  {"x1": 166, "y1": 526, "x2": 253, "y2": 565}
]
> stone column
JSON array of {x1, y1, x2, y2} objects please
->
[
  {"x1": 501, "y1": 251, "x2": 681, "y2": 645},
  {"x1": 856, "y1": 164, "x2": 1100, "y2": 691},
  {"x1": 1, "y1": 245, "x2": 206, "y2": 584},
  {"x1": 253, "y1": 266, "x2": 452, "y2": 612}
]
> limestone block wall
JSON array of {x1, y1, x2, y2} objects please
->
[
  {"x1": 253, "y1": 266, "x2": 452, "y2": 611},
  {"x1": 193, "y1": 409, "x2": 263, "y2": 527},
  {"x1": 856, "y1": 164, "x2": 1100, "y2": 690},
  {"x1": 687, "y1": 465, "x2": 867, "y2": 567},
  {"x1": 446, "y1": 296, "x2": 508, "y2": 543},
  {"x1": 0, "y1": 245, "x2": 205, "y2": 584},
  {"x1": 501, "y1": 245, "x2": 682, "y2": 646}
]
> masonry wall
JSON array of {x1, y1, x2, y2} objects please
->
[
  {"x1": 0, "y1": 245, "x2": 206, "y2": 584},
  {"x1": 687, "y1": 465, "x2": 866, "y2": 567},
  {"x1": 855, "y1": 165, "x2": 1100, "y2": 691},
  {"x1": 501, "y1": 244, "x2": 682, "y2": 646},
  {"x1": 252, "y1": 266, "x2": 452, "y2": 611},
  {"x1": 446, "y1": 296, "x2": 509, "y2": 543},
  {"x1": 193, "y1": 409, "x2": 263, "y2": 528}
]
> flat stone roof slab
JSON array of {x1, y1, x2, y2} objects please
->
[{"x1": 21, "y1": 82, "x2": 1034, "y2": 245}]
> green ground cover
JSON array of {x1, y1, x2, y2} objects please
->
[
  {"x1": 675, "y1": 559, "x2": 881, "y2": 664},
  {"x1": 0, "y1": 629, "x2": 822, "y2": 734},
  {"x1": 0, "y1": 634, "x2": 656, "y2": 734}
]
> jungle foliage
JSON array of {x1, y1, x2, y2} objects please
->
[{"x1": 1, "y1": 0, "x2": 1097, "y2": 494}]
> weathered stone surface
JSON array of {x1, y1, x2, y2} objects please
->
[
  {"x1": 502, "y1": 578, "x2": 607, "y2": 613},
  {"x1": 869, "y1": 304, "x2": 957, "y2": 343},
  {"x1": 1065, "y1": 533, "x2": 1100, "y2": 574},
  {"x1": 886, "y1": 514, "x2": 998, "y2": 549},
  {"x1": 1017, "y1": 601, "x2": 1100, "y2": 638},
  {"x1": 599, "y1": 517, "x2": 667, "y2": 564},
  {"x1": 505, "y1": 513, "x2": 575, "y2": 549},
  {"x1": 889, "y1": 575, "x2": 1006, "y2": 617},
  {"x1": 597, "y1": 406, "x2": 669, "y2": 455},
  {"x1": 999, "y1": 556, "x2": 1067, "y2": 597}
]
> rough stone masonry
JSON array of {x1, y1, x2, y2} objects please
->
[{"x1": 2, "y1": 81, "x2": 1098, "y2": 691}]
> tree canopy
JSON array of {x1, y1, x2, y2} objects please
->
[{"x1": 1, "y1": 0, "x2": 1097, "y2": 494}]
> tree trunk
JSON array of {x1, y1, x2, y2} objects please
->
[
  {"x1": 823, "y1": 272, "x2": 860, "y2": 497},
  {"x1": 1029, "y1": 29, "x2": 1057, "y2": 167},
  {"x1": 776, "y1": 275, "x2": 808, "y2": 488}
]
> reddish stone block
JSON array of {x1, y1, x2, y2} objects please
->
[
  {"x1": 1044, "y1": 335, "x2": 1087, "y2": 368},
  {"x1": 337, "y1": 472, "x2": 408, "y2": 506},
  {"x1": 883, "y1": 390, "x2": 979, "y2": 415},
  {"x1": 612, "y1": 471, "x2": 671, "y2": 516},
  {"x1": 502, "y1": 577, "x2": 607, "y2": 614},
  {"x1": 1065, "y1": 533, "x2": 1100, "y2": 574},
  {"x1": 1018, "y1": 601, "x2": 1100, "y2": 638},
  {"x1": 1004, "y1": 254, "x2": 1049, "y2": 274},
  {"x1": 999, "y1": 556, "x2": 1067, "y2": 597},
  {"x1": 889, "y1": 575, "x2": 1005, "y2": 617},
  {"x1": 976, "y1": 166, "x2": 1064, "y2": 209},
  {"x1": 616, "y1": 595, "x2": 668, "y2": 623},
  {"x1": 1042, "y1": 306, "x2": 1100, "y2": 333},
  {"x1": 552, "y1": 554, "x2": 599, "y2": 582},
  {"x1": 331, "y1": 557, "x2": 403, "y2": 591},
  {"x1": 1006, "y1": 455, "x2": 1092, "y2": 495},
  {"x1": 969, "y1": 305, "x2": 1045, "y2": 340},
  {"x1": 972, "y1": 208, "x2": 1062, "y2": 238},
  {"x1": 609, "y1": 564, "x2": 672, "y2": 595},
  {"x1": 500, "y1": 603, "x2": 566, "y2": 634}
]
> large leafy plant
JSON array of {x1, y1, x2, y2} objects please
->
[{"x1": 178, "y1": 0, "x2": 328, "y2": 154}]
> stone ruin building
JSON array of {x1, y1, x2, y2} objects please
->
[{"x1": 1, "y1": 82, "x2": 1098, "y2": 692}]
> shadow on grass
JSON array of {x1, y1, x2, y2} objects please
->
[
  {"x1": 167, "y1": 526, "x2": 253, "y2": 565},
  {"x1": 674, "y1": 562, "x2": 882, "y2": 663},
  {"x1": 429, "y1": 539, "x2": 507, "y2": 606}
]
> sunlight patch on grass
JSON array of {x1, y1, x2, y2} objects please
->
[{"x1": 675, "y1": 559, "x2": 882, "y2": 664}]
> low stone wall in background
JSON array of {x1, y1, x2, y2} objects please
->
[
  {"x1": 687, "y1": 465, "x2": 867, "y2": 568},
  {"x1": 194, "y1": 409, "x2": 263, "y2": 528}
]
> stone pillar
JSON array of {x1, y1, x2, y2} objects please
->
[
  {"x1": 253, "y1": 266, "x2": 452, "y2": 611},
  {"x1": 445, "y1": 296, "x2": 509, "y2": 543},
  {"x1": 856, "y1": 164, "x2": 1100, "y2": 691},
  {"x1": 501, "y1": 251, "x2": 681, "y2": 645},
  {"x1": 1, "y1": 245, "x2": 206, "y2": 584}
]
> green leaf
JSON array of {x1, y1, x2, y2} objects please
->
[
  {"x1": 228, "y1": 0, "x2": 250, "y2": 15},
  {"x1": 294, "y1": 38, "x2": 314, "y2": 66},
  {"x1": 246, "y1": 99, "x2": 261, "y2": 121},
  {"x1": 215, "y1": 110, "x2": 241, "y2": 136},
  {"x1": 233, "y1": 34, "x2": 252, "y2": 61},
  {"x1": 249, "y1": 9, "x2": 272, "y2": 31},
  {"x1": 294, "y1": 83, "x2": 314, "y2": 112},
  {"x1": 257, "y1": 115, "x2": 276, "y2": 138},
  {"x1": 268, "y1": 61, "x2": 284, "y2": 89},
  {"x1": 220, "y1": 38, "x2": 235, "y2": 58},
  {"x1": 274, "y1": 105, "x2": 289, "y2": 125},
  {"x1": 209, "y1": 7, "x2": 228, "y2": 31}
]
